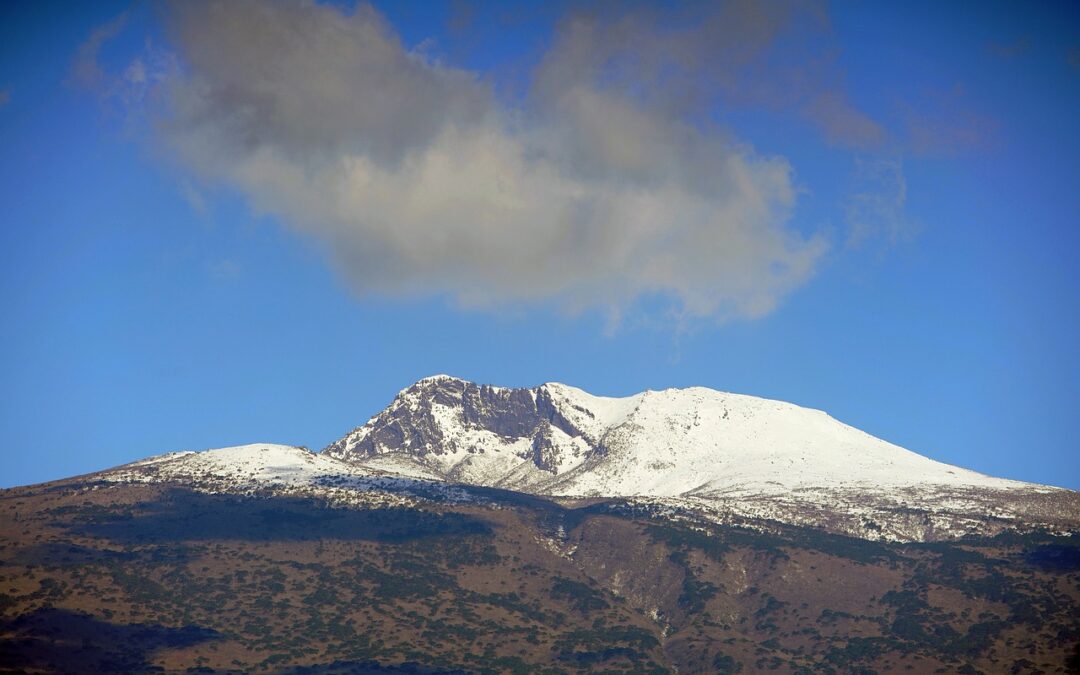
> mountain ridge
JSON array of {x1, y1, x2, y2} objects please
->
[
  {"x1": 78, "y1": 375, "x2": 1080, "y2": 543},
  {"x1": 323, "y1": 375, "x2": 1055, "y2": 493}
]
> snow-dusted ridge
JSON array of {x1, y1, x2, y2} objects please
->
[
  {"x1": 325, "y1": 376, "x2": 1055, "y2": 496},
  {"x1": 106, "y1": 444, "x2": 366, "y2": 487},
  {"x1": 90, "y1": 377, "x2": 1079, "y2": 542},
  {"x1": 320, "y1": 375, "x2": 1078, "y2": 540},
  {"x1": 100, "y1": 443, "x2": 477, "y2": 508}
]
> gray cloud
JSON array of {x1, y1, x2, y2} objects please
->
[
  {"x1": 530, "y1": 1, "x2": 880, "y2": 148},
  {"x1": 0, "y1": 88, "x2": 10, "y2": 108},
  {"x1": 164, "y1": 1, "x2": 491, "y2": 168},
  {"x1": 82, "y1": 0, "x2": 846, "y2": 321}
]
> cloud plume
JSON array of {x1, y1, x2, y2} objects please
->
[{"x1": 90, "y1": 0, "x2": 841, "y2": 321}]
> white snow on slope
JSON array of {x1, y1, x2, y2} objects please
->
[
  {"x1": 332, "y1": 378, "x2": 1054, "y2": 498},
  {"x1": 541, "y1": 386, "x2": 1040, "y2": 498},
  {"x1": 105, "y1": 444, "x2": 365, "y2": 487},
  {"x1": 99, "y1": 443, "x2": 476, "y2": 507},
  {"x1": 541, "y1": 382, "x2": 644, "y2": 443}
]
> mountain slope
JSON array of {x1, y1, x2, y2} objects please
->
[
  {"x1": 4, "y1": 470, "x2": 1080, "y2": 673},
  {"x1": 324, "y1": 376, "x2": 1077, "y2": 541}
]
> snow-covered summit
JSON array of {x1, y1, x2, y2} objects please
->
[
  {"x1": 324, "y1": 376, "x2": 1047, "y2": 497},
  {"x1": 77, "y1": 378, "x2": 1079, "y2": 542},
  {"x1": 317, "y1": 376, "x2": 1079, "y2": 540}
]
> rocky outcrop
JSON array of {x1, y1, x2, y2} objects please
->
[{"x1": 324, "y1": 376, "x2": 592, "y2": 470}]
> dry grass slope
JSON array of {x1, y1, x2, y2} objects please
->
[{"x1": 1, "y1": 478, "x2": 1078, "y2": 673}]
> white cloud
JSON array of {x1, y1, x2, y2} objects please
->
[{"x1": 84, "y1": 0, "x2": 833, "y2": 322}]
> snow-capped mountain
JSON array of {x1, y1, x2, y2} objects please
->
[
  {"x1": 14, "y1": 378, "x2": 1080, "y2": 672},
  {"x1": 323, "y1": 375, "x2": 1078, "y2": 540},
  {"x1": 88, "y1": 376, "x2": 1079, "y2": 542},
  {"x1": 325, "y1": 375, "x2": 1028, "y2": 495}
]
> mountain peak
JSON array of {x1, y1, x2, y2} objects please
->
[
  {"x1": 324, "y1": 378, "x2": 1046, "y2": 496},
  {"x1": 82, "y1": 376, "x2": 1078, "y2": 542},
  {"x1": 415, "y1": 374, "x2": 465, "y2": 385},
  {"x1": 311, "y1": 377, "x2": 1080, "y2": 540}
]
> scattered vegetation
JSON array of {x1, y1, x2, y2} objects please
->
[{"x1": 0, "y1": 484, "x2": 1076, "y2": 672}]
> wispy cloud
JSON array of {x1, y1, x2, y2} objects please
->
[
  {"x1": 844, "y1": 158, "x2": 914, "y2": 247},
  {"x1": 901, "y1": 84, "x2": 999, "y2": 156},
  {"x1": 0, "y1": 88, "x2": 10, "y2": 108},
  {"x1": 70, "y1": 11, "x2": 131, "y2": 92},
  {"x1": 802, "y1": 92, "x2": 887, "y2": 149},
  {"x1": 180, "y1": 181, "x2": 209, "y2": 219},
  {"x1": 70, "y1": 9, "x2": 175, "y2": 117}
]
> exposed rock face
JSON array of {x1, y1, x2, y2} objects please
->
[
  {"x1": 323, "y1": 376, "x2": 609, "y2": 489},
  {"x1": 321, "y1": 375, "x2": 1080, "y2": 542},
  {"x1": 325, "y1": 376, "x2": 586, "y2": 461}
]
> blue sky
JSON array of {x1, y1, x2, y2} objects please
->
[{"x1": 1, "y1": 1, "x2": 1079, "y2": 489}]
